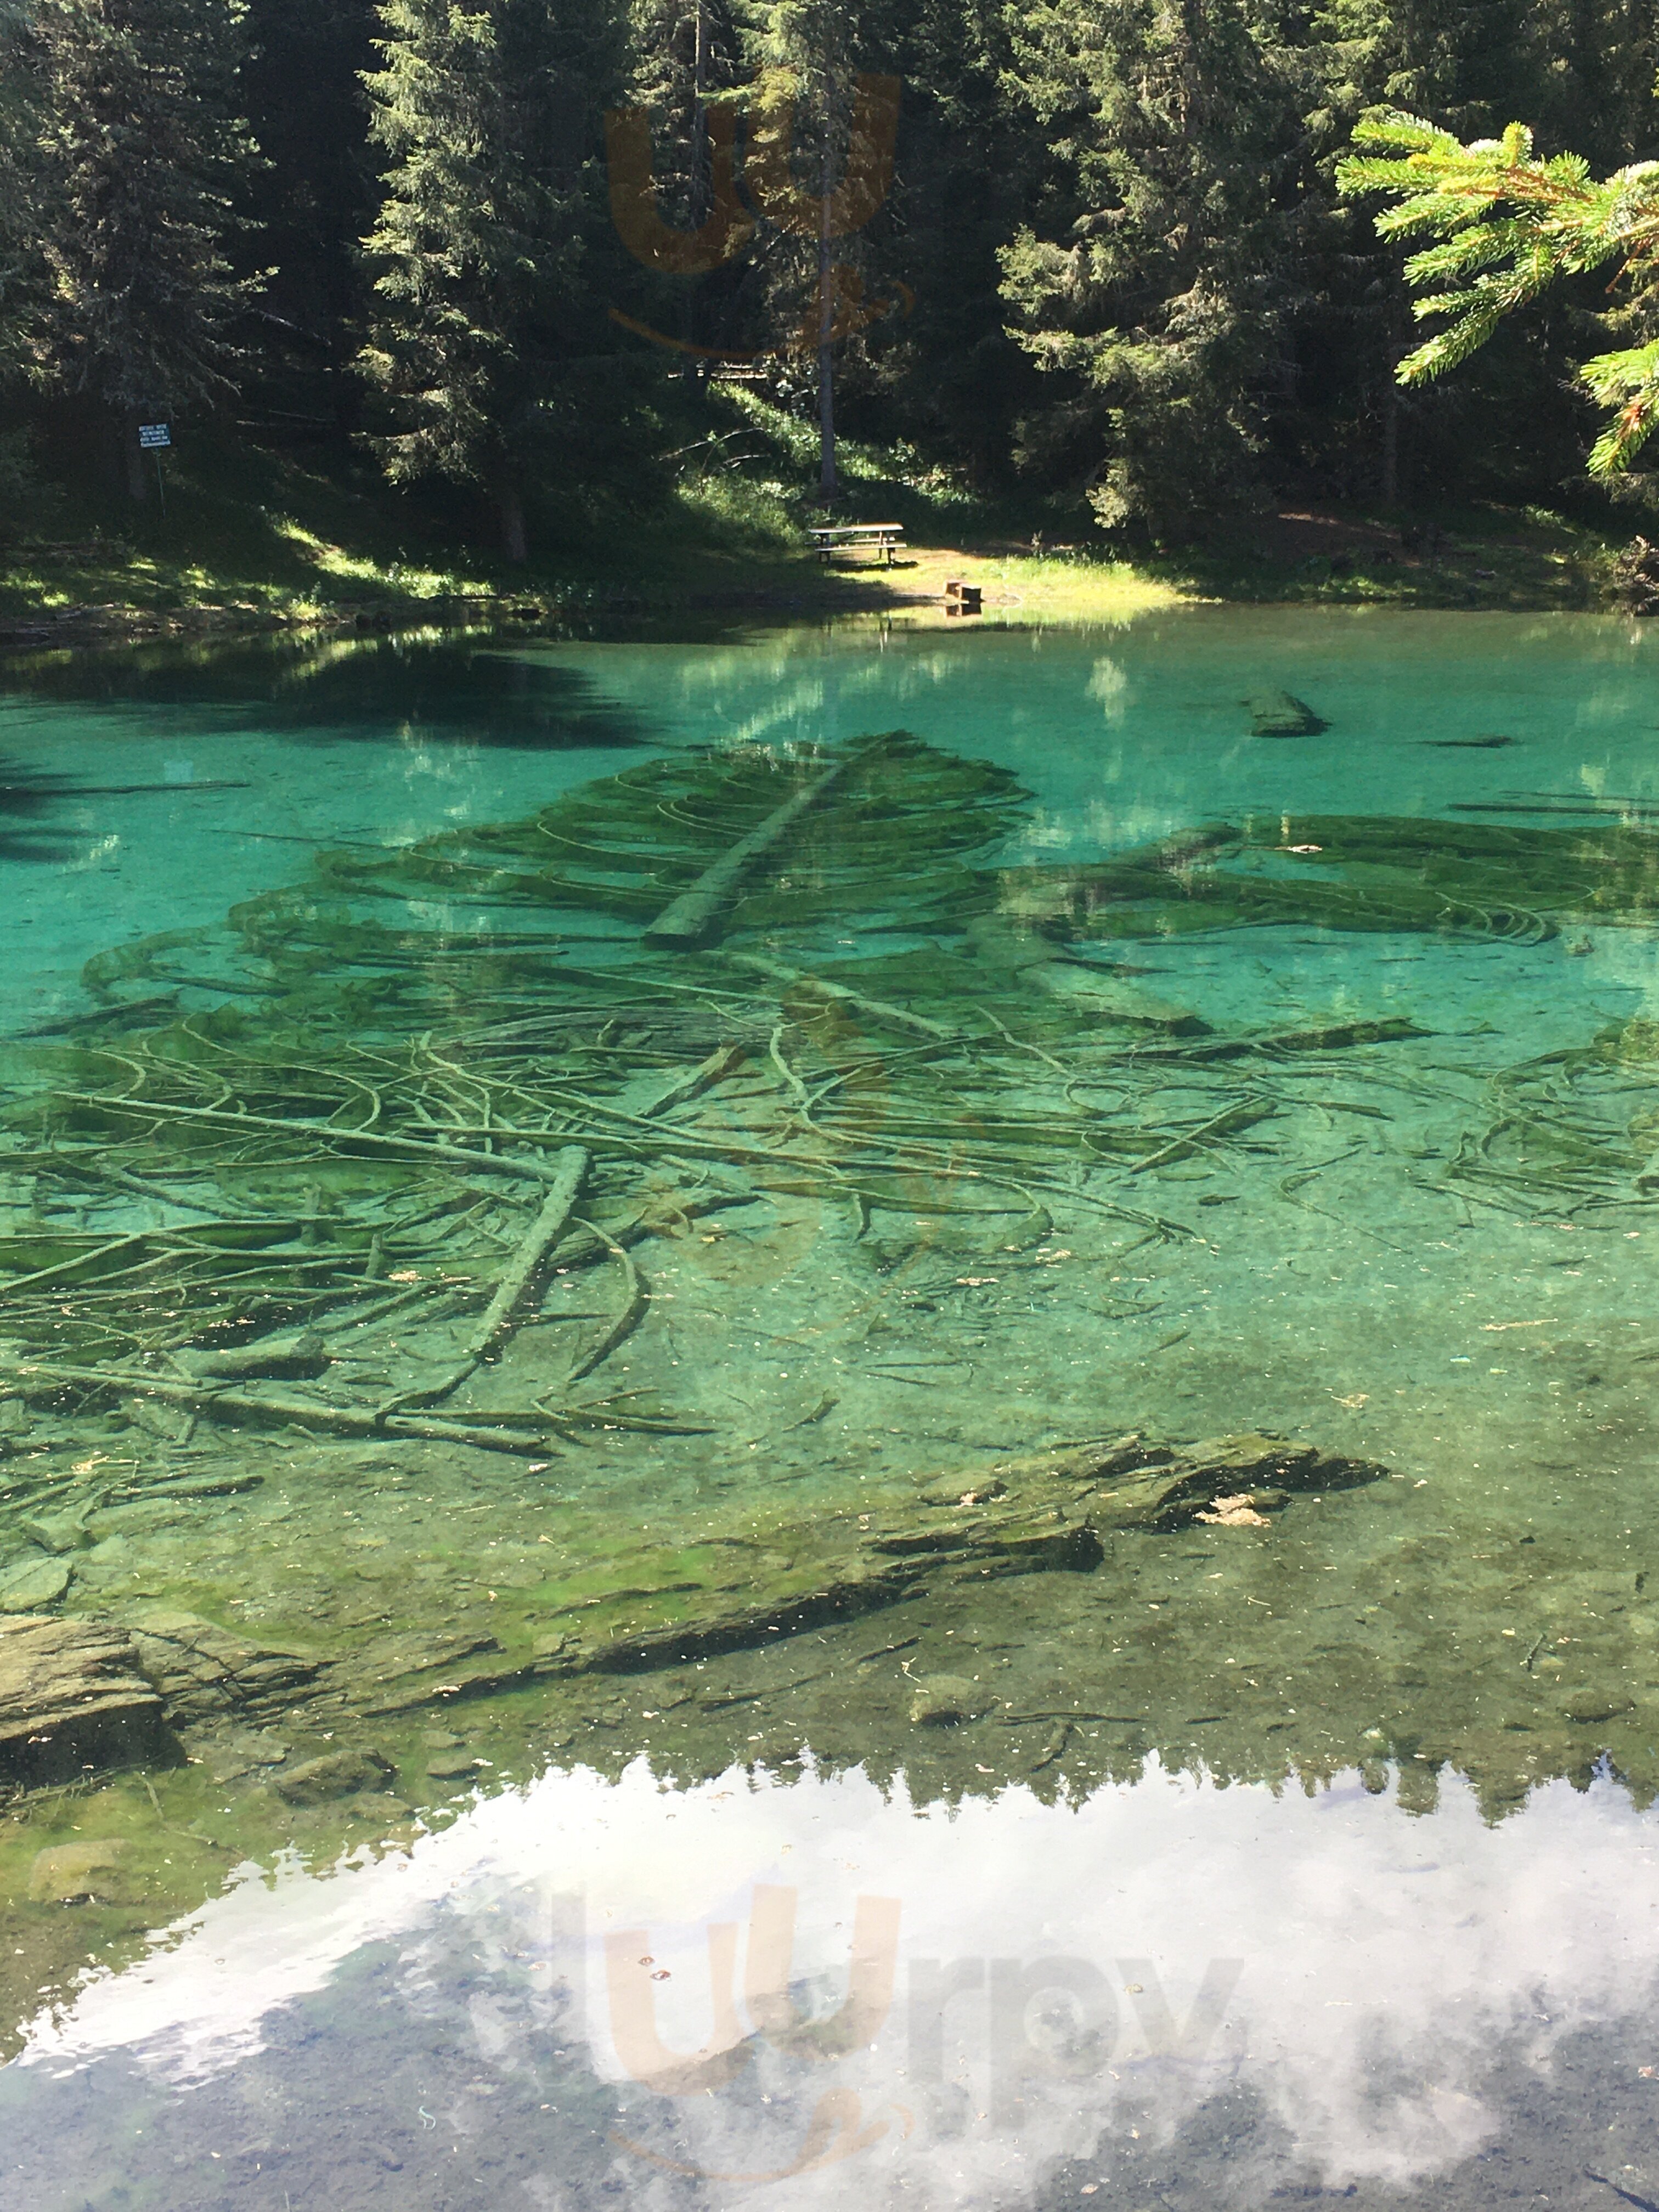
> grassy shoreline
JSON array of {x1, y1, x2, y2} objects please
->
[{"x1": 0, "y1": 393, "x2": 1628, "y2": 647}]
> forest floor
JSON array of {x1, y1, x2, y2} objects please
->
[{"x1": 0, "y1": 388, "x2": 1628, "y2": 647}]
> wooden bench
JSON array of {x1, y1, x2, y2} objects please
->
[{"x1": 808, "y1": 523, "x2": 905, "y2": 567}]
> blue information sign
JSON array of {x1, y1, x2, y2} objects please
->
[{"x1": 138, "y1": 422, "x2": 171, "y2": 450}]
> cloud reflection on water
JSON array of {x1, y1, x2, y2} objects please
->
[{"x1": 8, "y1": 1754, "x2": 1659, "y2": 2205}]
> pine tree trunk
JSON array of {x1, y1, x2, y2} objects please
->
[
  {"x1": 1381, "y1": 285, "x2": 1404, "y2": 506},
  {"x1": 498, "y1": 481, "x2": 528, "y2": 564},
  {"x1": 684, "y1": 0, "x2": 711, "y2": 385},
  {"x1": 123, "y1": 417, "x2": 148, "y2": 504},
  {"x1": 817, "y1": 229, "x2": 837, "y2": 503},
  {"x1": 1380, "y1": 382, "x2": 1398, "y2": 507}
]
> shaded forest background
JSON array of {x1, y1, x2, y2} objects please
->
[{"x1": 0, "y1": 0, "x2": 1656, "y2": 573}]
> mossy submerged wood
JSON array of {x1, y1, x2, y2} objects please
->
[
  {"x1": 2, "y1": 728, "x2": 1657, "y2": 1414},
  {"x1": 1, "y1": 720, "x2": 1658, "y2": 1907}
]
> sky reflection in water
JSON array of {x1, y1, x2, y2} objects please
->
[{"x1": 7, "y1": 1754, "x2": 1659, "y2": 2209}]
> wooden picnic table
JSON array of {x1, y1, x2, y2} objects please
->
[{"x1": 808, "y1": 522, "x2": 906, "y2": 567}]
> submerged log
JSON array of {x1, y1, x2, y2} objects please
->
[
  {"x1": 963, "y1": 917, "x2": 1207, "y2": 1030},
  {"x1": 723, "y1": 952, "x2": 957, "y2": 1041},
  {"x1": 644, "y1": 741, "x2": 888, "y2": 950},
  {"x1": 68, "y1": 1433, "x2": 1389, "y2": 1740},
  {"x1": 1247, "y1": 690, "x2": 1328, "y2": 737},
  {"x1": 465, "y1": 1146, "x2": 589, "y2": 1355},
  {"x1": 0, "y1": 1357, "x2": 568, "y2": 1458},
  {"x1": 1131, "y1": 1015, "x2": 1429, "y2": 1062},
  {"x1": 172, "y1": 1331, "x2": 330, "y2": 1383},
  {"x1": 526, "y1": 1431, "x2": 1387, "y2": 1683},
  {"x1": 417, "y1": 1142, "x2": 590, "y2": 1403}
]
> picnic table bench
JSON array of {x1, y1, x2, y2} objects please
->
[{"x1": 808, "y1": 522, "x2": 905, "y2": 567}]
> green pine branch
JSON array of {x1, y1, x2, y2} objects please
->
[{"x1": 1338, "y1": 108, "x2": 1659, "y2": 477}]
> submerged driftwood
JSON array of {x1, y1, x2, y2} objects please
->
[
  {"x1": 722, "y1": 952, "x2": 957, "y2": 1041},
  {"x1": 524, "y1": 1430, "x2": 1386, "y2": 1683},
  {"x1": 644, "y1": 746, "x2": 868, "y2": 949},
  {"x1": 0, "y1": 1430, "x2": 1386, "y2": 1782}
]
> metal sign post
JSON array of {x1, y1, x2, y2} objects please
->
[{"x1": 137, "y1": 420, "x2": 171, "y2": 514}]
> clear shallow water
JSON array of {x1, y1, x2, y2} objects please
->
[{"x1": 0, "y1": 607, "x2": 1657, "y2": 2207}]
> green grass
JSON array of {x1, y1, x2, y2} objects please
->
[
  {"x1": 0, "y1": 394, "x2": 1632, "y2": 635},
  {"x1": 1159, "y1": 502, "x2": 1617, "y2": 612},
  {"x1": 0, "y1": 436, "x2": 502, "y2": 621}
]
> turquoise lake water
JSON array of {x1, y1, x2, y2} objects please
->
[{"x1": 0, "y1": 607, "x2": 1657, "y2": 2208}]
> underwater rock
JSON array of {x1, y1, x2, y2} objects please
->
[
  {"x1": 201, "y1": 1727, "x2": 289, "y2": 1782},
  {"x1": 1194, "y1": 1491, "x2": 1281, "y2": 1528},
  {"x1": 1603, "y1": 1017, "x2": 1659, "y2": 1064},
  {"x1": 0, "y1": 1615, "x2": 172, "y2": 1784},
  {"x1": 907, "y1": 1675, "x2": 993, "y2": 1727},
  {"x1": 1560, "y1": 1692, "x2": 1633, "y2": 1725},
  {"x1": 120, "y1": 1396, "x2": 194, "y2": 1446},
  {"x1": 975, "y1": 1432, "x2": 1377, "y2": 1537},
  {"x1": 0, "y1": 1551, "x2": 71, "y2": 1612},
  {"x1": 127, "y1": 1609, "x2": 322, "y2": 1724},
  {"x1": 918, "y1": 1476, "x2": 1008, "y2": 1508},
  {"x1": 352, "y1": 1628, "x2": 518, "y2": 1716},
  {"x1": 28, "y1": 1838, "x2": 132, "y2": 1904},
  {"x1": 18, "y1": 1513, "x2": 91, "y2": 1555},
  {"x1": 273, "y1": 1746, "x2": 397, "y2": 1805},
  {"x1": 426, "y1": 1749, "x2": 484, "y2": 1779},
  {"x1": 1247, "y1": 690, "x2": 1328, "y2": 736}
]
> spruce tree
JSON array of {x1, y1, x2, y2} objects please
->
[
  {"x1": 616, "y1": 0, "x2": 751, "y2": 371},
  {"x1": 1301, "y1": 0, "x2": 1577, "y2": 504},
  {"x1": 240, "y1": 0, "x2": 379, "y2": 437},
  {"x1": 624, "y1": 0, "x2": 743, "y2": 243},
  {"x1": 737, "y1": 0, "x2": 902, "y2": 500},
  {"x1": 27, "y1": 0, "x2": 262, "y2": 498},
  {"x1": 0, "y1": 2, "x2": 43, "y2": 387},
  {"x1": 857, "y1": 0, "x2": 1037, "y2": 483},
  {"x1": 1340, "y1": 111, "x2": 1659, "y2": 482},
  {"x1": 998, "y1": 0, "x2": 1304, "y2": 543},
  {"x1": 358, "y1": 0, "x2": 623, "y2": 561}
]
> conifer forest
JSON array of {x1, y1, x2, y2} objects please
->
[{"x1": 1, "y1": 0, "x2": 1658, "y2": 562}]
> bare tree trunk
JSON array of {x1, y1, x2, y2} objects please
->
[
  {"x1": 122, "y1": 415, "x2": 147, "y2": 504},
  {"x1": 1381, "y1": 285, "x2": 1404, "y2": 506},
  {"x1": 692, "y1": 0, "x2": 709, "y2": 176},
  {"x1": 1381, "y1": 381, "x2": 1398, "y2": 506},
  {"x1": 817, "y1": 212, "x2": 837, "y2": 503},
  {"x1": 685, "y1": 0, "x2": 711, "y2": 386},
  {"x1": 499, "y1": 481, "x2": 528, "y2": 564}
]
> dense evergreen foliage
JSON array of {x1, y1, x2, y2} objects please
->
[
  {"x1": 10, "y1": 0, "x2": 262, "y2": 493},
  {"x1": 0, "y1": 0, "x2": 1654, "y2": 552},
  {"x1": 1340, "y1": 110, "x2": 1659, "y2": 478}
]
